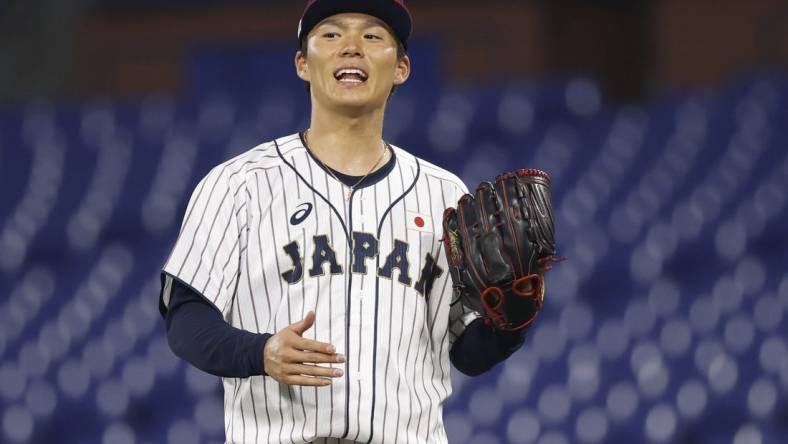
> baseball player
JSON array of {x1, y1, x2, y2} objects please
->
[{"x1": 159, "y1": 1, "x2": 543, "y2": 443}]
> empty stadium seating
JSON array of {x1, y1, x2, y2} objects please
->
[{"x1": 0, "y1": 73, "x2": 786, "y2": 443}]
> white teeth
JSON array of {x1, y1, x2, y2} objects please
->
[{"x1": 335, "y1": 68, "x2": 368, "y2": 80}]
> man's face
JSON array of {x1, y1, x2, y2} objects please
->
[{"x1": 295, "y1": 13, "x2": 410, "y2": 113}]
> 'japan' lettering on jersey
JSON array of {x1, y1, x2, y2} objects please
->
[{"x1": 161, "y1": 133, "x2": 477, "y2": 444}]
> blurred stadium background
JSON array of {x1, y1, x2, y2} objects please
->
[{"x1": 1, "y1": 0, "x2": 788, "y2": 443}]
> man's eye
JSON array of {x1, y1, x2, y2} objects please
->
[
  {"x1": 364, "y1": 34, "x2": 382, "y2": 40},
  {"x1": 323, "y1": 32, "x2": 339, "y2": 38}
]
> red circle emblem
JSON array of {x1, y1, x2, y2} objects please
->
[{"x1": 414, "y1": 216, "x2": 425, "y2": 228}]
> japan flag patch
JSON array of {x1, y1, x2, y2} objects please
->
[{"x1": 407, "y1": 211, "x2": 433, "y2": 233}]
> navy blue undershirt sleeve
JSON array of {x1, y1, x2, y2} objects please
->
[
  {"x1": 162, "y1": 275, "x2": 271, "y2": 378},
  {"x1": 449, "y1": 318, "x2": 527, "y2": 376}
]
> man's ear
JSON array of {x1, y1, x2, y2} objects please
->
[
  {"x1": 295, "y1": 51, "x2": 310, "y2": 82},
  {"x1": 393, "y1": 54, "x2": 411, "y2": 86}
]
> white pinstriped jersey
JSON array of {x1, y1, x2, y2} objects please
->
[{"x1": 161, "y1": 133, "x2": 478, "y2": 444}]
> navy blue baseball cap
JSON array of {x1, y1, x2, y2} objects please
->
[{"x1": 298, "y1": 0, "x2": 412, "y2": 50}]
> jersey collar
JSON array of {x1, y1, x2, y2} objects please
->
[{"x1": 299, "y1": 131, "x2": 397, "y2": 191}]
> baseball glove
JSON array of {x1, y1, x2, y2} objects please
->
[{"x1": 442, "y1": 169, "x2": 562, "y2": 332}]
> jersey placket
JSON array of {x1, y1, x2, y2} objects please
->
[{"x1": 341, "y1": 185, "x2": 372, "y2": 442}]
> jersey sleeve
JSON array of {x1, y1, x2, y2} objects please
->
[{"x1": 160, "y1": 165, "x2": 247, "y2": 317}]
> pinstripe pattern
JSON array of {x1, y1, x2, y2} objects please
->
[
  {"x1": 161, "y1": 133, "x2": 476, "y2": 443},
  {"x1": 319, "y1": 160, "x2": 338, "y2": 437}
]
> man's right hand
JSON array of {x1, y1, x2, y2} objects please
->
[{"x1": 263, "y1": 311, "x2": 345, "y2": 386}]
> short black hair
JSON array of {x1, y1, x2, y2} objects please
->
[{"x1": 298, "y1": 37, "x2": 408, "y2": 101}]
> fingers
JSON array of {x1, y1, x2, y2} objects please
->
[
  {"x1": 267, "y1": 312, "x2": 346, "y2": 387},
  {"x1": 280, "y1": 312, "x2": 337, "y2": 353},
  {"x1": 288, "y1": 363, "x2": 343, "y2": 378},
  {"x1": 292, "y1": 336, "x2": 336, "y2": 354},
  {"x1": 288, "y1": 311, "x2": 316, "y2": 335},
  {"x1": 291, "y1": 350, "x2": 346, "y2": 364},
  {"x1": 275, "y1": 333, "x2": 342, "y2": 361},
  {"x1": 276, "y1": 364, "x2": 343, "y2": 387}
]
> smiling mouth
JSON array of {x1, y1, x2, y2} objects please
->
[{"x1": 334, "y1": 68, "x2": 369, "y2": 85}]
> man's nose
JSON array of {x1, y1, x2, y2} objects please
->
[{"x1": 340, "y1": 35, "x2": 363, "y2": 57}]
